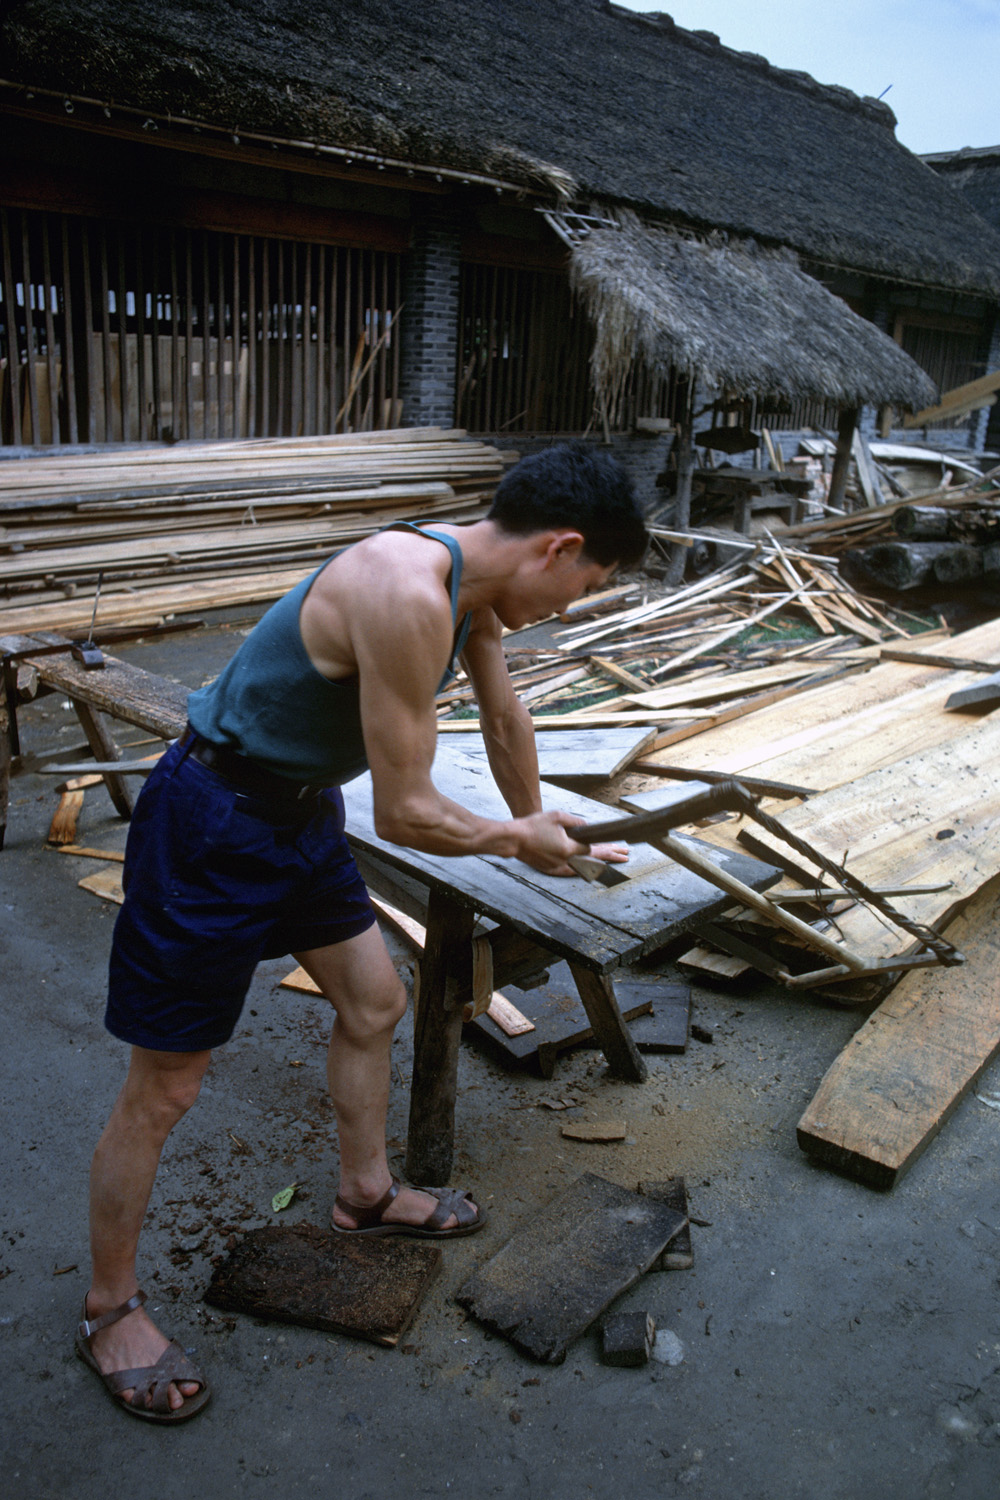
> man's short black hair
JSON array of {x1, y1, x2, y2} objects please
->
[{"x1": 487, "y1": 443, "x2": 648, "y2": 569}]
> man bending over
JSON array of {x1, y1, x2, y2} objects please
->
[{"x1": 76, "y1": 442, "x2": 648, "y2": 1421}]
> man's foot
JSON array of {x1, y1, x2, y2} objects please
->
[
  {"x1": 76, "y1": 1289, "x2": 210, "y2": 1422},
  {"x1": 331, "y1": 1177, "x2": 486, "y2": 1238}
]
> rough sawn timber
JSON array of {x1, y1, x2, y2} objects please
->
[
  {"x1": 797, "y1": 874, "x2": 1000, "y2": 1189},
  {"x1": 737, "y1": 714, "x2": 1000, "y2": 967}
]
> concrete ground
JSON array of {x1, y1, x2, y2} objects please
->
[{"x1": 2, "y1": 618, "x2": 1000, "y2": 1500}]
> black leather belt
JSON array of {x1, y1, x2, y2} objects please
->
[{"x1": 178, "y1": 726, "x2": 328, "y2": 802}]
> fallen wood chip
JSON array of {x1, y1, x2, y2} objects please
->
[{"x1": 77, "y1": 869, "x2": 124, "y2": 904}]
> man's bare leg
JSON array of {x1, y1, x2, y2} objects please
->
[
  {"x1": 294, "y1": 924, "x2": 477, "y2": 1230},
  {"x1": 84, "y1": 1045, "x2": 212, "y2": 1411}
]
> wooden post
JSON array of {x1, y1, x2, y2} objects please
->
[
  {"x1": 405, "y1": 888, "x2": 477, "y2": 1185},
  {"x1": 0, "y1": 685, "x2": 11, "y2": 851},
  {"x1": 828, "y1": 406, "x2": 859, "y2": 512},
  {"x1": 664, "y1": 397, "x2": 696, "y2": 586}
]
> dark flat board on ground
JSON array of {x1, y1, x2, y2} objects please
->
[
  {"x1": 638, "y1": 1177, "x2": 694, "y2": 1270},
  {"x1": 457, "y1": 1172, "x2": 687, "y2": 1363},
  {"x1": 797, "y1": 873, "x2": 1000, "y2": 1190},
  {"x1": 203, "y1": 1222, "x2": 441, "y2": 1346},
  {"x1": 465, "y1": 963, "x2": 686, "y2": 1075}
]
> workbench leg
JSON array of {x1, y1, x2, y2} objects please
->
[
  {"x1": 0, "y1": 691, "x2": 10, "y2": 851},
  {"x1": 72, "y1": 698, "x2": 133, "y2": 819},
  {"x1": 567, "y1": 964, "x2": 648, "y2": 1082},
  {"x1": 405, "y1": 889, "x2": 476, "y2": 1186}
]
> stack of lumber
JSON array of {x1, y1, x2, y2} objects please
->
[
  {"x1": 0, "y1": 428, "x2": 508, "y2": 635},
  {"x1": 776, "y1": 460, "x2": 1000, "y2": 561}
]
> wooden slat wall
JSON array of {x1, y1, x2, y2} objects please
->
[
  {"x1": 456, "y1": 260, "x2": 680, "y2": 435},
  {"x1": 0, "y1": 207, "x2": 403, "y2": 446}
]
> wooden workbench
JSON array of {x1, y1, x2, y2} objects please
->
[
  {"x1": 0, "y1": 631, "x2": 187, "y2": 848},
  {"x1": 341, "y1": 751, "x2": 779, "y2": 1182}
]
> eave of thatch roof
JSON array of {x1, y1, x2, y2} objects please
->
[
  {"x1": 4, "y1": 0, "x2": 1000, "y2": 298},
  {"x1": 569, "y1": 215, "x2": 938, "y2": 413}
]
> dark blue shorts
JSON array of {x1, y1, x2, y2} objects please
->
[{"x1": 105, "y1": 738, "x2": 375, "y2": 1052}]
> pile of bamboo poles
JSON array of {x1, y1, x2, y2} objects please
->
[
  {"x1": 436, "y1": 530, "x2": 929, "y2": 737},
  {"x1": 0, "y1": 427, "x2": 509, "y2": 634}
]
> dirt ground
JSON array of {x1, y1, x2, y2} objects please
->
[{"x1": 2, "y1": 617, "x2": 1000, "y2": 1500}]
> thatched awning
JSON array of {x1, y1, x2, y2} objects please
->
[{"x1": 568, "y1": 214, "x2": 938, "y2": 417}]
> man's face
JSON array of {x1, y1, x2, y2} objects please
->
[{"x1": 496, "y1": 542, "x2": 617, "y2": 630}]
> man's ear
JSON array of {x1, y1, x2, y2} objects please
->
[{"x1": 543, "y1": 530, "x2": 586, "y2": 568}]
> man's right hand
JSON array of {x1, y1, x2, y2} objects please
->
[{"x1": 511, "y1": 809, "x2": 590, "y2": 875}]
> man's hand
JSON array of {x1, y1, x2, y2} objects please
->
[
  {"x1": 511, "y1": 809, "x2": 591, "y2": 874},
  {"x1": 512, "y1": 814, "x2": 631, "y2": 877}
]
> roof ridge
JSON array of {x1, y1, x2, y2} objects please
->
[{"x1": 605, "y1": 2, "x2": 897, "y2": 131}]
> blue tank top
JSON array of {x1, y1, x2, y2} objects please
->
[{"x1": 186, "y1": 525, "x2": 472, "y2": 785}]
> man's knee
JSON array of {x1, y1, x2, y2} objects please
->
[
  {"x1": 336, "y1": 969, "x2": 408, "y2": 1043},
  {"x1": 122, "y1": 1050, "x2": 210, "y2": 1131}
]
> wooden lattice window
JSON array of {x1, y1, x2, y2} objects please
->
[{"x1": 0, "y1": 206, "x2": 402, "y2": 446}]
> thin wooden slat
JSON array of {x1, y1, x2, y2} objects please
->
[
  {"x1": 59, "y1": 216, "x2": 79, "y2": 445},
  {"x1": 20, "y1": 209, "x2": 41, "y2": 445},
  {"x1": 115, "y1": 224, "x2": 130, "y2": 442},
  {"x1": 1, "y1": 207, "x2": 24, "y2": 444},
  {"x1": 183, "y1": 231, "x2": 194, "y2": 441},
  {"x1": 146, "y1": 229, "x2": 160, "y2": 444},
  {"x1": 134, "y1": 225, "x2": 148, "y2": 443},
  {"x1": 40, "y1": 216, "x2": 60, "y2": 445}
]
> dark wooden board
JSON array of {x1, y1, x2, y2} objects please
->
[
  {"x1": 203, "y1": 1222, "x2": 441, "y2": 1346},
  {"x1": 638, "y1": 1177, "x2": 694, "y2": 1270},
  {"x1": 457, "y1": 1173, "x2": 687, "y2": 1363},
  {"x1": 342, "y1": 764, "x2": 781, "y2": 973},
  {"x1": 467, "y1": 960, "x2": 665, "y2": 1080},
  {"x1": 797, "y1": 874, "x2": 1000, "y2": 1189},
  {"x1": 0, "y1": 632, "x2": 188, "y2": 739}
]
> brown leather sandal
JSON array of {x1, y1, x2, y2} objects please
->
[
  {"x1": 331, "y1": 1177, "x2": 487, "y2": 1238},
  {"x1": 75, "y1": 1289, "x2": 211, "y2": 1423}
]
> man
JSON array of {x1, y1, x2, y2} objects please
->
[{"x1": 75, "y1": 442, "x2": 648, "y2": 1421}]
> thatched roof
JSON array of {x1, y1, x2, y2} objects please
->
[
  {"x1": 5, "y1": 0, "x2": 1000, "y2": 296},
  {"x1": 569, "y1": 216, "x2": 938, "y2": 414},
  {"x1": 924, "y1": 147, "x2": 1000, "y2": 236}
]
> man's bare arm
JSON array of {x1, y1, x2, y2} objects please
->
[
  {"x1": 460, "y1": 607, "x2": 542, "y2": 818},
  {"x1": 352, "y1": 581, "x2": 586, "y2": 873}
]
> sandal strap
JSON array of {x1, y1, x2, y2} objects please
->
[
  {"x1": 78, "y1": 1289, "x2": 147, "y2": 1343},
  {"x1": 333, "y1": 1177, "x2": 401, "y2": 1230},
  {"x1": 107, "y1": 1341, "x2": 206, "y2": 1414},
  {"x1": 419, "y1": 1186, "x2": 478, "y2": 1231}
]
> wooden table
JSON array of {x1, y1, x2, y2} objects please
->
[
  {"x1": 342, "y1": 750, "x2": 779, "y2": 1183},
  {"x1": 0, "y1": 631, "x2": 187, "y2": 848}
]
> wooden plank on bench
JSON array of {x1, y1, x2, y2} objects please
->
[
  {"x1": 0, "y1": 633, "x2": 188, "y2": 740},
  {"x1": 797, "y1": 873, "x2": 1000, "y2": 1189}
]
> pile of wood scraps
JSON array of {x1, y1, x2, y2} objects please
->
[{"x1": 0, "y1": 427, "x2": 509, "y2": 636}]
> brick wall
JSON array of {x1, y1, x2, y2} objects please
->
[{"x1": 397, "y1": 209, "x2": 462, "y2": 429}]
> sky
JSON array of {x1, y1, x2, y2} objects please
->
[{"x1": 614, "y1": 1, "x2": 1000, "y2": 155}]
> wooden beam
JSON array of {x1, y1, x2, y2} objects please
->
[{"x1": 797, "y1": 874, "x2": 1000, "y2": 1189}]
